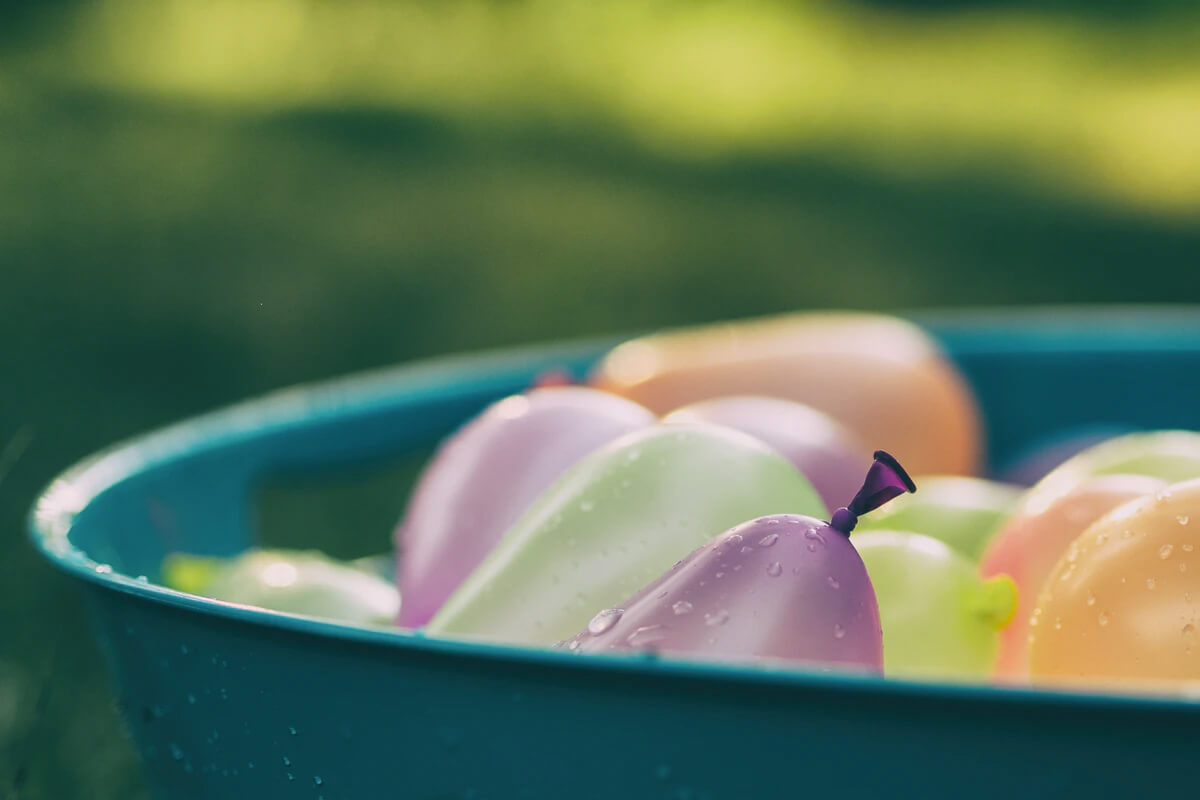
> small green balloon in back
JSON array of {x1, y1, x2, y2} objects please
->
[
  {"x1": 162, "y1": 549, "x2": 400, "y2": 626},
  {"x1": 855, "y1": 475, "x2": 1023, "y2": 562}
]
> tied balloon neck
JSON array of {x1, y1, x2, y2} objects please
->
[{"x1": 830, "y1": 451, "x2": 916, "y2": 536}]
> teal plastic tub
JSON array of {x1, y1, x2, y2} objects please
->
[{"x1": 30, "y1": 307, "x2": 1200, "y2": 799}]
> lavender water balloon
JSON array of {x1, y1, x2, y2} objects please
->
[
  {"x1": 663, "y1": 396, "x2": 872, "y2": 510},
  {"x1": 397, "y1": 387, "x2": 653, "y2": 627},
  {"x1": 561, "y1": 452, "x2": 915, "y2": 671}
]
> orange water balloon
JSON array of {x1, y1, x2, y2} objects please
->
[
  {"x1": 591, "y1": 312, "x2": 981, "y2": 476},
  {"x1": 1029, "y1": 478, "x2": 1200, "y2": 691}
]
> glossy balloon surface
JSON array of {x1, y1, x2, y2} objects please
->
[
  {"x1": 427, "y1": 423, "x2": 826, "y2": 646},
  {"x1": 561, "y1": 515, "x2": 882, "y2": 672},
  {"x1": 855, "y1": 531, "x2": 1017, "y2": 679},
  {"x1": 1029, "y1": 478, "x2": 1200, "y2": 689},
  {"x1": 982, "y1": 474, "x2": 1167, "y2": 679},
  {"x1": 592, "y1": 311, "x2": 981, "y2": 475},
  {"x1": 663, "y1": 396, "x2": 871, "y2": 511},
  {"x1": 854, "y1": 476, "x2": 1023, "y2": 562},
  {"x1": 1028, "y1": 431, "x2": 1200, "y2": 509},
  {"x1": 163, "y1": 549, "x2": 400, "y2": 625},
  {"x1": 397, "y1": 387, "x2": 653, "y2": 626}
]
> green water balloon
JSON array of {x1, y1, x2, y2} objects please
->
[
  {"x1": 853, "y1": 475, "x2": 1023, "y2": 562},
  {"x1": 854, "y1": 530, "x2": 1017, "y2": 679},
  {"x1": 426, "y1": 423, "x2": 827, "y2": 647},
  {"x1": 163, "y1": 549, "x2": 400, "y2": 626},
  {"x1": 1029, "y1": 430, "x2": 1200, "y2": 506}
]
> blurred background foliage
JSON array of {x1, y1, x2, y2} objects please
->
[{"x1": 2, "y1": 0, "x2": 1199, "y2": 797}]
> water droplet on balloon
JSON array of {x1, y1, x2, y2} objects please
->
[
  {"x1": 1147, "y1": 578, "x2": 1157, "y2": 590},
  {"x1": 704, "y1": 610, "x2": 730, "y2": 627},
  {"x1": 567, "y1": 639, "x2": 580, "y2": 651},
  {"x1": 1059, "y1": 564, "x2": 1076, "y2": 581},
  {"x1": 715, "y1": 572, "x2": 724, "y2": 579},
  {"x1": 672, "y1": 600, "x2": 693, "y2": 615},
  {"x1": 805, "y1": 529, "x2": 827, "y2": 547},
  {"x1": 95, "y1": 564, "x2": 112, "y2": 574},
  {"x1": 806, "y1": 544, "x2": 817, "y2": 552},
  {"x1": 283, "y1": 757, "x2": 291, "y2": 766},
  {"x1": 827, "y1": 576, "x2": 840, "y2": 589},
  {"x1": 766, "y1": 518, "x2": 781, "y2": 525},
  {"x1": 727, "y1": 533, "x2": 743, "y2": 545},
  {"x1": 1121, "y1": 529, "x2": 1132, "y2": 540},
  {"x1": 1054, "y1": 617, "x2": 1063, "y2": 630},
  {"x1": 758, "y1": 533, "x2": 779, "y2": 548},
  {"x1": 314, "y1": 776, "x2": 323, "y2": 786},
  {"x1": 1183, "y1": 544, "x2": 1195, "y2": 552},
  {"x1": 587, "y1": 608, "x2": 623, "y2": 635},
  {"x1": 1160, "y1": 544, "x2": 1175, "y2": 560},
  {"x1": 289, "y1": 726, "x2": 297, "y2": 735},
  {"x1": 626, "y1": 625, "x2": 666, "y2": 647},
  {"x1": 741, "y1": 546, "x2": 754, "y2": 554},
  {"x1": 1096, "y1": 533, "x2": 1109, "y2": 545},
  {"x1": 187, "y1": 694, "x2": 196, "y2": 704},
  {"x1": 1086, "y1": 591, "x2": 1096, "y2": 607},
  {"x1": 1178, "y1": 515, "x2": 1190, "y2": 525},
  {"x1": 833, "y1": 624, "x2": 846, "y2": 639},
  {"x1": 287, "y1": 773, "x2": 295, "y2": 782},
  {"x1": 656, "y1": 590, "x2": 669, "y2": 599},
  {"x1": 766, "y1": 562, "x2": 783, "y2": 577},
  {"x1": 1182, "y1": 563, "x2": 1190, "y2": 573},
  {"x1": 1098, "y1": 611, "x2": 1110, "y2": 627}
]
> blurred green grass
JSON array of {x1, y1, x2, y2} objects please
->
[{"x1": 2, "y1": 1, "x2": 1199, "y2": 798}]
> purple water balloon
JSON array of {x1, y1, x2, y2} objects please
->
[
  {"x1": 396, "y1": 387, "x2": 654, "y2": 627},
  {"x1": 663, "y1": 396, "x2": 871, "y2": 511},
  {"x1": 562, "y1": 452, "x2": 915, "y2": 670}
]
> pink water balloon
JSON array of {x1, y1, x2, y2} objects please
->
[
  {"x1": 560, "y1": 452, "x2": 915, "y2": 671},
  {"x1": 396, "y1": 387, "x2": 654, "y2": 627}
]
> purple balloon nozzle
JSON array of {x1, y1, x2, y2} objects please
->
[{"x1": 830, "y1": 450, "x2": 916, "y2": 535}]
